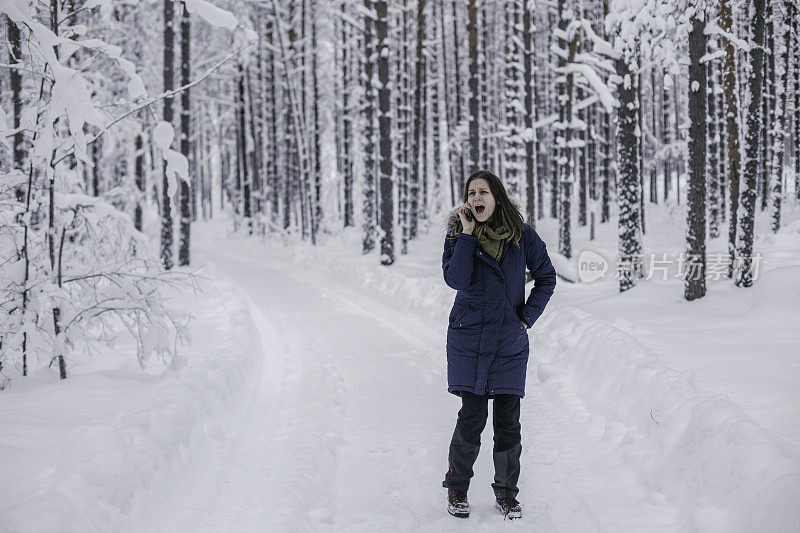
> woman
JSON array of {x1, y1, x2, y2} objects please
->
[{"x1": 441, "y1": 170, "x2": 557, "y2": 520}]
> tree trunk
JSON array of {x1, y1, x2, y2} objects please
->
[
  {"x1": 8, "y1": 18, "x2": 24, "y2": 198},
  {"x1": 449, "y1": 0, "x2": 465, "y2": 200},
  {"x1": 522, "y1": 1, "x2": 536, "y2": 225},
  {"x1": 135, "y1": 133, "x2": 145, "y2": 231},
  {"x1": 615, "y1": 56, "x2": 643, "y2": 293},
  {"x1": 430, "y1": 0, "x2": 444, "y2": 215},
  {"x1": 685, "y1": 14, "x2": 707, "y2": 301},
  {"x1": 376, "y1": 0, "x2": 394, "y2": 265},
  {"x1": 556, "y1": 0, "x2": 575, "y2": 260},
  {"x1": 719, "y1": 0, "x2": 741, "y2": 278},
  {"x1": 362, "y1": 0, "x2": 378, "y2": 253},
  {"x1": 467, "y1": 0, "x2": 479, "y2": 171},
  {"x1": 341, "y1": 0, "x2": 354, "y2": 227},
  {"x1": 311, "y1": 0, "x2": 322, "y2": 244},
  {"x1": 411, "y1": 0, "x2": 426, "y2": 238},
  {"x1": 770, "y1": 4, "x2": 790, "y2": 233},
  {"x1": 161, "y1": 0, "x2": 175, "y2": 270},
  {"x1": 237, "y1": 63, "x2": 252, "y2": 232},
  {"x1": 760, "y1": 0, "x2": 774, "y2": 212},
  {"x1": 735, "y1": 0, "x2": 765, "y2": 287},
  {"x1": 178, "y1": 1, "x2": 191, "y2": 265},
  {"x1": 794, "y1": 3, "x2": 800, "y2": 202},
  {"x1": 707, "y1": 58, "x2": 720, "y2": 239}
]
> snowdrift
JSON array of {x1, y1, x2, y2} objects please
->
[
  {"x1": 533, "y1": 307, "x2": 800, "y2": 532},
  {"x1": 0, "y1": 271, "x2": 262, "y2": 532}
]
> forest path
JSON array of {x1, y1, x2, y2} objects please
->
[{"x1": 139, "y1": 232, "x2": 684, "y2": 532}]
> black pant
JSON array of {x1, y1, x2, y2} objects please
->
[{"x1": 442, "y1": 391, "x2": 522, "y2": 498}]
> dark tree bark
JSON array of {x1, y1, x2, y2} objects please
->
[
  {"x1": 715, "y1": 60, "x2": 726, "y2": 223},
  {"x1": 178, "y1": 1, "x2": 191, "y2": 266},
  {"x1": 467, "y1": 0, "x2": 479, "y2": 171},
  {"x1": 601, "y1": 0, "x2": 612, "y2": 223},
  {"x1": 662, "y1": 70, "x2": 672, "y2": 203},
  {"x1": 430, "y1": 0, "x2": 443, "y2": 214},
  {"x1": 504, "y1": 0, "x2": 524, "y2": 200},
  {"x1": 90, "y1": 137, "x2": 102, "y2": 196},
  {"x1": 411, "y1": 0, "x2": 426, "y2": 239},
  {"x1": 448, "y1": 0, "x2": 465, "y2": 200},
  {"x1": 719, "y1": 0, "x2": 741, "y2": 278},
  {"x1": 397, "y1": 0, "x2": 410, "y2": 254},
  {"x1": 362, "y1": 0, "x2": 378, "y2": 254},
  {"x1": 707, "y1": 58, "x2": 720, "y2": 239},
  {"x1": 673, "y1": 74, "x2": 683, "y2": 203},
  {"x1": 376, "y1": 0, "x2": 394, "y2": 265},
  {"x1": 794, "y1": 3, "x2": 800, "y2": 201},
  {"x1": 160, "y1": 0, "x2": 175, "y2": 270},
  {"x1": 246, "y1": 67, "x2": 260, "y2": 215},
  {"x1": 601, "y1": 106, "x2": 611, "y2": 223},
  {"x1": 522, "y1": 1, "x2": 536, "y2": 225},
  {"x1": 237, "y1": 63, "x2": 252, "y2": 231},
  {"x1": 735, "y1": 0, "x2": 765, "y2": 288},
  {"x1": 134, "y1": 133, "x2": 145, "y2": 231},
  {"x1": 555, "y1": 1, "x2": 576, "y2": 260},
  {"x1": 578, "y1": 87, "x2": 587, "y2": 227},
  {"x1": 588, "y1": 102, "x2": 597, "y2": 240},
  {"x1": 770, "y1": 3, "x2": 790, "y2": 233},
  {"x1": 615, "y1": 57, "x2": 643, "y2": 293},
  {"x1": 8, "y1": 18, "x2": 24, "y2": 197},
  {"x1": 760, "y1": 0, "x2": 775, "y2": 213},
  {"x1": 685, "y1": 14, "x2": 707, "y2": 301},
  {"x1": 267, "y1": 15, "x2": 280, "y2": 227},
  {"x1": 341, "y1": 0, "x2": 354, "y2": 228},
  {"x1": 478, "y1": 3, "x2": 491, "y2": 170},
  {"x1": 649, "y1": 70, "x2": 657, "y2": 206},
  {"x1": 311, "y1": 0, "x2": 322, "y2": 244},
  {"x1": 637, "y1": 71, "x2": 645, "y2": 235}
]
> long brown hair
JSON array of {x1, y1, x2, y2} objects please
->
[{"x1": 457, "y1": 170, "x2": 524, "y2": 246}]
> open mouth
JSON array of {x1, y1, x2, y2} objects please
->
[{"x1": 475, "y1": 205, "x2": 485, "y2": 215}]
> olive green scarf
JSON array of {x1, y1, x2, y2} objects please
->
[{"x1": 476, "y1": 224, "x2": 511, "y2": 263}]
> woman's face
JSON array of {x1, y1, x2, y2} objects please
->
[{"x1": 467, "y1": 178, "x2": 496, "y2": 223}]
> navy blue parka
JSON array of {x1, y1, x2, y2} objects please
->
[{"x1": 442, "y1": 209, "x2": 557, "y2": 398}]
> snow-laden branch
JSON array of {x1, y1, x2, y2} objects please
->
[
  {"x1": 562, "y1": 63, "x2": 619, "y2": 112},
  {"x1": 580, "y1": 20, "x2": 621, "y2": 60},
  {"x1": 706, "y1": 22, "x2": 751, "y2": 52},
  {"x1": 533, "y1": 94, "x2": 600, "y2": 130},
  {"x1": 50, "y1": 43, "x2": 253, "y2": 168},
  {"x1": 700, "y1": 50, "x2": 727, "y2": 63}
]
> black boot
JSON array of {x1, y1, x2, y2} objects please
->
[
  {"x1": 447, "y1": 489, "x2": 470, "y2": 518},
  {"x1": 495, "y1": 496, "x2": 522, "y2": 520}
]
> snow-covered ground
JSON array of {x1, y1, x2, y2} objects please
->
[
  {"x1": 0, "y1": 269, "x2": 264, "y2": 532},
  {"x1": 2, "y1": 201, "x2": 799, "y2": 532}
]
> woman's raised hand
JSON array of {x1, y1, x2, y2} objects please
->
[{"x1": 458, "y1": 203, "x2": 476, "y2": 235}]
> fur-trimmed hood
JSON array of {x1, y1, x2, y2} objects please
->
[{"x1": 442, "y1": 195, "x2": 524, "y2": 236}]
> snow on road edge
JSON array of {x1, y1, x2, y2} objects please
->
[
  {"x1": 0, "y1": 267, "x2": 263, "y2": 532},
  {"x1": 534, "y1": 307, "x2": 800, "y2": 532}
]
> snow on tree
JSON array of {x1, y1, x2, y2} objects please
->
[
  {"x1": 684, "y1": 2, "x2": 707, "y2": 301},
  {"x1": 734, "y1": 0, "x2": 765, "y2": 288},
  {"x1": 376, "y1": 0, "x2": 395, "y2": 265}
]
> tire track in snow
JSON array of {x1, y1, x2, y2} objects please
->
[
  {"x1": 259, "y1": 251, "x2": 684, "y2": 531},
  {"x1": 162, "y1": 235, "x2": 684, "y2": 532}
]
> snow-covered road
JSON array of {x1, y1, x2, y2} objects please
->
[{"x1": 133, "y1": 233, "x2": 686, "y2": 532}]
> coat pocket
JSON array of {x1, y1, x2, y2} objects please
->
[
  {"x1": 449, "y1": 302, "x2": 468, "y2": 326},
  {"x1": 449, "y1": 301, "x2": 483, "y2": 329}
]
